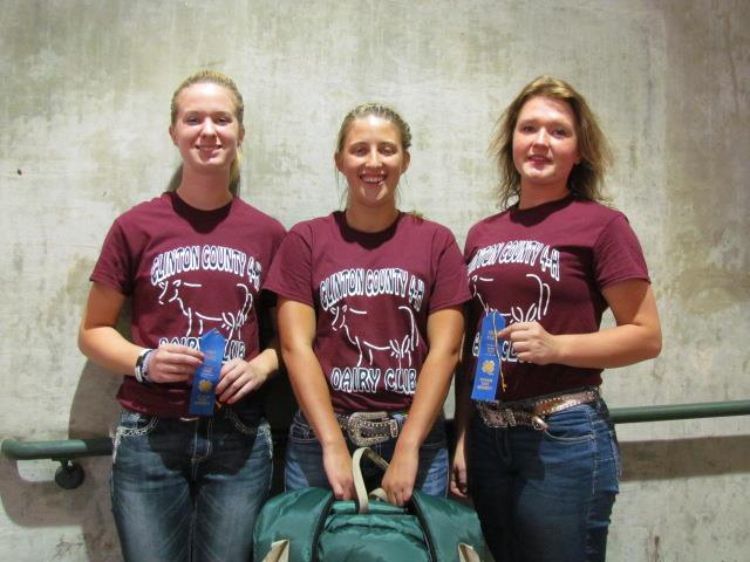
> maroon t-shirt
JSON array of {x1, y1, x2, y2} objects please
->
[
  {"x1": 464, "y1": 195, "x2": 650, "y2": 401},
  {"x1": 265, "y1": 211, "x2": 471, "y2": 413},
  {"x1": 91, "y1": 192, "x2": 286, "y2": 417}
]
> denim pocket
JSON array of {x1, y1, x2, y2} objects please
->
[
  {"x1": 542, "y1": 405, "x2": 595, "y2": 444},
  {"x1": 116, "y1": 409, "x2": 159, "y2": 438},
  {"x1": 288, "y1": 413, "x2": 318, "y2": 444},
  {"x1": 224, "y1": 408, "x2": 262, "y2": 436},
  {"x1": 112, "y1": 409, "x2": 158, "y2": 463}
]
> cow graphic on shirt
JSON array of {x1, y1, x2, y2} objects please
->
[
  {"x1": 157, "y1": 279, "x2": 254, "y2": 342},
  {"x1": 329, "y1": 303, "x2": 419, "y2": 370},
  {"x1": 469, "y1": 273, "x2": 551, "y2": 362}
]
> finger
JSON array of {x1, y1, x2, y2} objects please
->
[
  {"x1": 219, "y1": 379, "x2": 253, "y2": 404},
  {"x1": 215, "y1": 363, "x2": 240, "y2": 393},
  {"x1": 170, "y1": 352, "x2": 204, "y2": 368},
  {"x1": 450, "y1": 481, "x2": 469, "y2": 498},
  {"x1": 516, "y1": 351, "x2": 534, "y2": 364},
  {"x1": 386, "y1": 488, "x2": 397, "y2": 505},
  {"x1": 332, "y1": 482, "x2": 346, "y2": 500},
  {"x1": 452, "y1": 467, "x2": 470, "y2": 497},
  {"x1": 159, "y1": 343, "x2": 205, "y2": 359},
  {"x1": 156, "y1": 361, "x2": 197, "y2": 377},
  {"x1": 148, "y1": 360, "x2": 192, "y2": 383},
  {"x1": 152, "y1": 355, "x2": 201, "y2": 377},
  {"x1": 219, "y1": 358, "x2": 243, "y2": 376},
  {"x1": 496, "y1": 326, "x2": 511, "y2": 339},
  {"x1": 449, "y1": 479, "x2": 459, "y2": 496},
  {"x1": 153, "y1": 371, "x2": 192, "y2": 384},
  {"x1": 400, "y1": 487, "x2": 412, "y2": 505},
  {"x1": 338, "y1": 480, "x2": 355, "y2": 501}
]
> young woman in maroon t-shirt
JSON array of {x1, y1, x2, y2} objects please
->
[
  {"x1": 78, "y1": 71, "x2": 284, "y2": 562},
  {"x1": 265, "y1": 104, "x2": 470, "y2": 505},
  {"x1": 452, "y1": 77, "x2": 662, "y2": 561}
]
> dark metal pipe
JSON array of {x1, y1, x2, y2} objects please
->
[
  {"x1": 609, "y1": 399, "x2": 750, "y2": 424},
  {"x1": 1, "y1": 437, "x2": 112, "y2": 461}
]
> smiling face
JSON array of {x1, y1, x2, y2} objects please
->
[
  {"x1": 169, "y1": 82, "x2": 244, "y2": 177},
  {"x1": 335, "y1": 115, "x2": 410, "y2": 211},
  {"x1": 512, "y1": 95, "x2": 580, "y2": 201}
]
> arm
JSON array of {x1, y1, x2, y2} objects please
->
[
  {"x1": 382, "y1": 306, "x2": 464, "y2": 505},
  {"x1": 450, "y1": 307, "x2": 476, "y2": 499},
  {"x1": 216, "y1": 308, "x2": 281, "y2": 404},
  {"x1": 78, "y1": 282, "x2": 202, "y2": 383},
  {"x1": 497, "y1": 279, "x2": 661, "y2": 369},
  {"x1": 277, "y1": 297, "x2": 355, "y2": 500}
]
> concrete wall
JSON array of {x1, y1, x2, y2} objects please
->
[{"x1": 0, "y1": 0, "x2": 747, "y2": 560}]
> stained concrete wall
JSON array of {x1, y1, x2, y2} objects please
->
[{"x1": 0, "y1": 0, "x2": 747, "y2": 560}]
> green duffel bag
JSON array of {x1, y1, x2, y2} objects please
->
[{"x1": 254, "y1": 448, "x2": 490, "y2": 562}]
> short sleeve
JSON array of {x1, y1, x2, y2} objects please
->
[
  {"x1": 90, "y1": 220, "x2": 134, "y2": 295},
  {"x1": 264, "y1": 227, "x2": 315, "y2": 306},
  {"x1": 594, "y1": 214, "x2": 650, "y2": 290},
  {"x1": 429, "y1": 229, "x2": 472, "y2": 313}
]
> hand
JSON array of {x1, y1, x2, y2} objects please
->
[
  {"x1": 146, "y1": 343, "x2": 203, "y2": 384},
  {"x1": 497, "y1": 321, "x2": 560, "y2": 365},
  {"x1": 381, "y1": 446, "x2": 419, "y2": 506},
  {"x1": 323, "y1": 441, "x2": 355, "y2": 500},
  {"x1": 449, "y1": 442, "x2": 469, "y2": 499},
  {"x1": 216, "y1": 358, "x2": 269, "y2": 404}
]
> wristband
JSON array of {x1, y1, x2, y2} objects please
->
[{"x1": 134, "y1": 348, "x2": 154, "y2": 384}]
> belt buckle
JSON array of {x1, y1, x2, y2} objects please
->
[{"x1": 347, "y1": 411, "x2": 394, "y2": 447}]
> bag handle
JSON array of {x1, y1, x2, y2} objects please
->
[
  {"x1": 351, "y1": 448, "x2": 485, "y2": 562},
  {"x1": 352, "y1": 447, "x2": 390, "y2": 514}
]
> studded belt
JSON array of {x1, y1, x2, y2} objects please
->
[
  {"x1": 476, "y1": 388, "x2": 599, "y2": 431},
  {"x1": 336, "y1": 411, "x2": 403, "y2": 447}
]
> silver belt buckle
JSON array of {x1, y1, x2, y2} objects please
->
[{"x1": 347, "y1": 411, "x2": 397, "y2": 447}]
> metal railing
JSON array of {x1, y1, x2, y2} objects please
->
[{"x1": 3, "y1": 399, "x2": 750, "y2": 489}]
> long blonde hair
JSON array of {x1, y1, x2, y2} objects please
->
[
  {"x1": 168, "y1": 70, "x2": 245, "y2": 195},
  {"x1": 490, "y1": 76, "x2": 612, "y2": 208}
]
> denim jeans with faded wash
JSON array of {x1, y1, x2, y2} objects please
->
[
  {"x1": 110, "y1": 407, "x2": 272, "y2": 562},
  {"x1": 284, "y1": 410, "x2": 449, "y2": 496},
  {"x1": 468, "y1": 399, "x2": 621, "y2": 562}
]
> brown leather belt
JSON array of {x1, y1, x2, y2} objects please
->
[
  {"x1": 476, "y1": 388, "x2": 599, "y2": 431},
  {"x1": 335, "y1": 411, "x2": 403, "y2": 447}
]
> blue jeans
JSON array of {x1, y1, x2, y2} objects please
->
[
  {"x1": 285, "y1": 410, "x2": 449, "y2": 496},
  {"x1": 110, "y1": 407, "x2": 273, "y2": 562},
  {"x1": 468, "y1": 399, "x2": 620, "y2": 562}
]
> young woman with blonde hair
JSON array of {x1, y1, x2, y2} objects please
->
[{"x1": 452, "y1": 76, "x2": 661, "y2": 561}]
